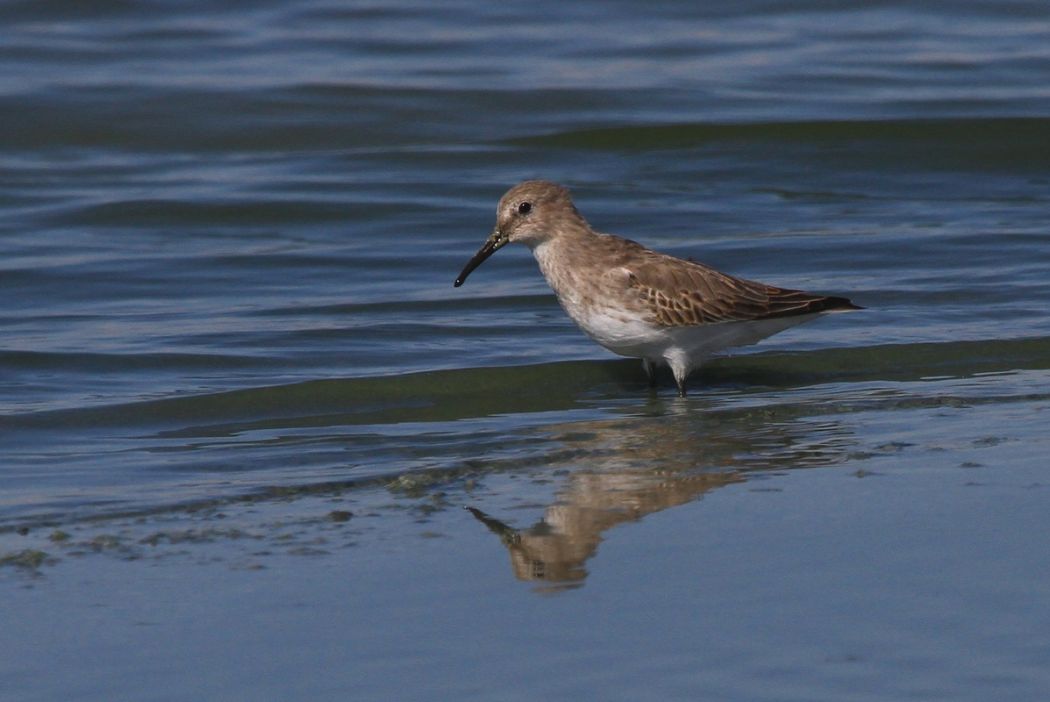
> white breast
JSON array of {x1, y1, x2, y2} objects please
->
[{"x1": 532, "y1": 242, "x2": 668, "y2": 357}]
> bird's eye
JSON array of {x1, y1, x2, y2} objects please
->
[{"x1": 517, "y1": 201, "x2": 532, "y2": 215}]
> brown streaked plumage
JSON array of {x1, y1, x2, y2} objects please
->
[{"x1": 454, "y1": 180, "x2": 861, "y2": 397}]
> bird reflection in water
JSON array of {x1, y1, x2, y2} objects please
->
[{"x1": 467, "y1": 402, "x2": 852, "y2": 591}]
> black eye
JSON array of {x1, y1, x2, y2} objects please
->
[{"x1": 517, "y1": 201, "x2": 532, "y2": 215}]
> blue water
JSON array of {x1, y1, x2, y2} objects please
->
[{"x1": 2, "y1": 2, "x2": 1050, "y2": 700}]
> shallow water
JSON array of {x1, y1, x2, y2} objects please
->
[{"x1": 2, "y1": 1, "x2": 1050, "y2": 700}]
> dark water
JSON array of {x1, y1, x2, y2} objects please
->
[{"x1": 2, "y1": 1, "x2": 1050, "y2": 700}]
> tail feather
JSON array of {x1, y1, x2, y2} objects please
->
[{"x1": 818, "y1": 295, "x2": 864, "y2": 312}]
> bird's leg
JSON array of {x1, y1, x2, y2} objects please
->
[
  {"x1": 666, "y1": 352, "x2": 690, "y2": 398},
  {"x1": 641, "y1": 358, "x2": 658, "y2": 388}
]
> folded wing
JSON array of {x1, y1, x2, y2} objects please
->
[{"x1": 616, "y1": 242, "x2": 859, "y2": 328}]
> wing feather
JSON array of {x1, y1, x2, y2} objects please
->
[{"x1": 606, "y1": 237, "x2": 858, "y2": 328}]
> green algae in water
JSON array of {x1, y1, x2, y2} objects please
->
[{"x1": 0, "y1": 549, "x2": 53, "y2": 570}]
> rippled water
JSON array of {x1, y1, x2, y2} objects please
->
[{"x1": 2, "y1": 1, "x2": 1050, "y2": 700}]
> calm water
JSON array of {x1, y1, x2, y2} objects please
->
[{"x1": 2, "y1": 1, "x2": 1050, "y2": 700}]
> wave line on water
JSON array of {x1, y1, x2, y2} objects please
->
[{"x1": 4, "y1": 336, "x2": 1049, "y2": 434}]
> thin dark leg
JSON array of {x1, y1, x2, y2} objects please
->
[{"x1": 642, "y1": 358, "x2": 658, "y2": 388}]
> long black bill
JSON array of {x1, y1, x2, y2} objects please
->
[{"x1": 453, "y1": 232, "x2": 503, "y2": 287}]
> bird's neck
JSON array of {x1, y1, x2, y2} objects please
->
[{"x1": 530, "y1": 227, "x2": 601, "y2": 303}]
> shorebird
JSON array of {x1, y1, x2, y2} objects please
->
[{"x1": 454, "y1": 180, "x2": 860, "y2": 397}]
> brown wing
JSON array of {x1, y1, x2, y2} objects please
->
[{"x1": 612, "y1": 240, "x2": 859, "y2": 328}]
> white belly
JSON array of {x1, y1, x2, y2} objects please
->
[
  {"x1": 569, "y1": 301, "x2": 673, "y2": 359},
  {"x1": 568, "y1": 297, "x2": 819, "y2": 364}
]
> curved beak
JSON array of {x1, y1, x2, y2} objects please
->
[{"x1": 453, "y1": 228, "x2": 508, "y2": 287}]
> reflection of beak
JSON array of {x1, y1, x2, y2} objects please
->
[
  {"x1": 454, "y1": 228, "x2": 507, "y2": 287},
  {"x1": 464, "y1": 507, "x2": 520, "y2": 545}
]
